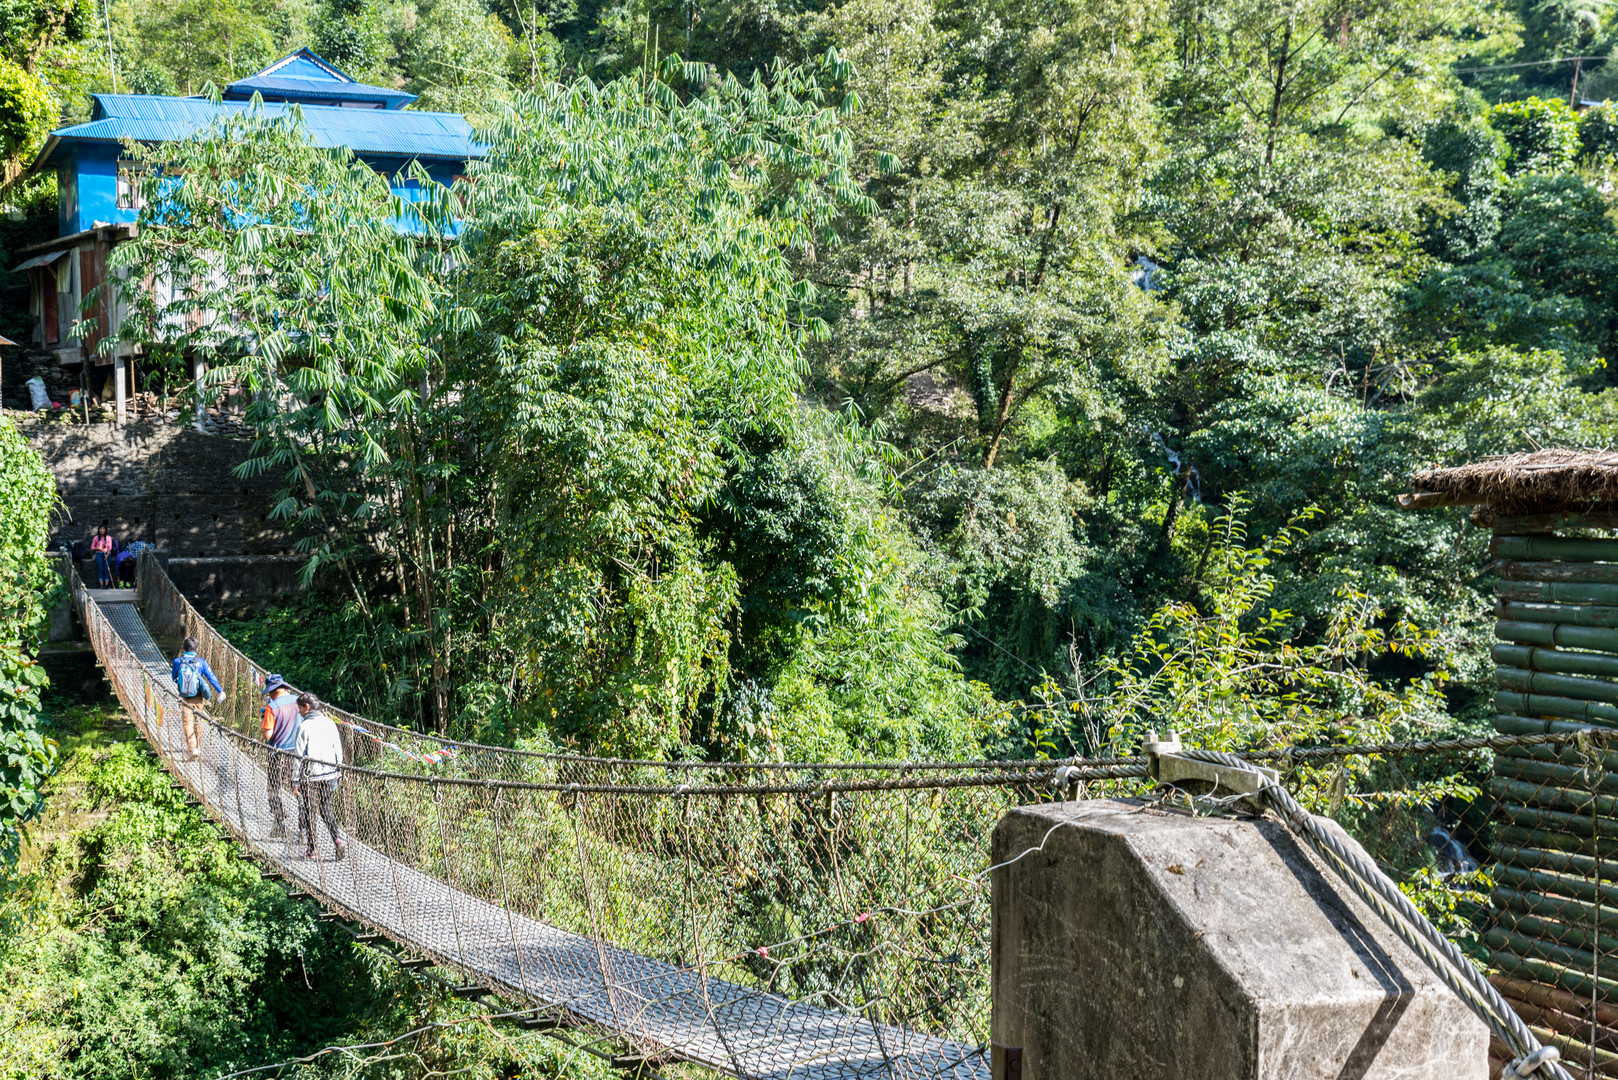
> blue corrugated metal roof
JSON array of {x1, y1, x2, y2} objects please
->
[
  {"x1": 36, "y1": 94, "x2": 480, "y2": 169},
  {"x1": 260, "y1": 51, "x2": 350, "y2": 82},
  {"x1": 224, "y1": 52, "x2": 415, "y2": 109},
  {"x1": 224, "y1": 75, "x2": 415, "y2": 107}
]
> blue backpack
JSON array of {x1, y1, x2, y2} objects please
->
[{"x1": 179, "y1": 654, "x2": 202, "y2": 697}]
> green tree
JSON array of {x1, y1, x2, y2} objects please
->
[
  {"x1": 810, "y1": 0, "x2": 1170, "y2": 469},
  {"x1": 1422, "y1": 97, "x2": 1507, "y2": 262},
  {"x1": 1578, "y1": 99, "x2": 1618, "y2": 160},
  {"x1": 113, "y1": 0, "x2": 276, "y2": 95},
  {"x1": 0, "y1": 57, "x2": 52, "y2": 182},
  {"x1": 0, "y1": 0, "x2": 96, "y2": 70},
  {"x1": 1164, "y1": 0, "x2": 1486, "y2": 167},
  {"x1": 0, "y1": 418, "x2": 57, "y2": 867},
  {"x1": 493, "y1": 0, "x2": 564, "y2": 90},
  {"x1": 405, "y1": 0, "x2": 516, "y2": 116},
  {"x1": 1488, "y1": 95, "x2": 1581, "y2": 174},
  {"x1": 453, "y1": 61, "x2": 972, "y2": 756},
  {"x1": 1517, "y1": 0, "x2": 1600, "y2": 86},
  {"x1": 313, "y1": 0, "x2": 390, "y2": 82},
  {"x1": 0, "y1": 0, "x2": 96, "y2": 183}
]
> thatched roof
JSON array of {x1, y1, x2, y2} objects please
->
[{"x1": 1402, "y1": 449, "x2": 1618, "y2": 514}]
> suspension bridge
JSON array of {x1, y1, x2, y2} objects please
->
[
  {"x1": 76, "y1": 553, "x2": 1098, "y2": 1080},
  {"x1": 67, "y1": 552, "x2": 1614, "y2": 1080}
]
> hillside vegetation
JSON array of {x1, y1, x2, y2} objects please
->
[{"x1": 6, "y1": 0, "x2": 1618, "y2": 761}]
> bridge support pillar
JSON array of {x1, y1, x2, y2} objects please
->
[{"x1": 990, "y1": 799, "x2": 1487, "y2": 1080}]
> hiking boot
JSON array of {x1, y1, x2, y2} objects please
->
[{"x1": 334, "y1": 840, "x2": 346, "y2": 861}]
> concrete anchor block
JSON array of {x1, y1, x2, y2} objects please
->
[{"x1": 991, "y1": 799, "x2": 1489, "y2": 1080}]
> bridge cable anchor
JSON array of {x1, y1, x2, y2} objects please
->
[{"x1": 1141, "y1": 728, "x2": 1278, "y2": 814}]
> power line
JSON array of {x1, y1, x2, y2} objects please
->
[{"x1": 1455, "y1": 55, "x2": 1608, "y2": 74}]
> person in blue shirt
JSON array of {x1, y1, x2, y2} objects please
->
[
  {"x1": 114, "y1": 547, "x2": 137, "y2": 587},
  {"x1": 171, "y1": 636, "x2": 225, "y2": 761},
  {"x1": 259, "y1": 674, "x2": 301, "y2": 839}
]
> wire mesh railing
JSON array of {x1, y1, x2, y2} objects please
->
[{"x1": 85, "y1": 552, "x2": 1618, "y2": 1078}]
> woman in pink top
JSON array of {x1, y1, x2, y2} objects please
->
[{"x1": 90, "y1": 523, "x2": 115, "y2": 587}]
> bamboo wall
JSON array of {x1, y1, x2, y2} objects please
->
[{"x1": 1490, "y1": 532, "x2": 1618, "y2": 1077}]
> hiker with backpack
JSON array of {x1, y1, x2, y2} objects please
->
[
  {"x1": 260, "y1": 674, "x2": 300, "y2": 839},
  {"x1": 171, "y1": 636, "x2": 225, "y2": 760},
  {"x1": 292, "y1": 692, "x2": 346, "y2": 861}
]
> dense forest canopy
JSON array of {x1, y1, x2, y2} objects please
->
[{"x1": 6, "y1": 0, "x2": 1618, "y2": 763}]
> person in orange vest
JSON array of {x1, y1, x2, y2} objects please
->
[{"x1": 260, "y1": 674, "x2": 300, "y2": 839}]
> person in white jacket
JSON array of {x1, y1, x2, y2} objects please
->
[{"x1": 293, "y1": 693, "x2": 346, "y2": 861}]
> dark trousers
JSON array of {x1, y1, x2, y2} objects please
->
[
  {"x1": 299, "y1": 778, "x2": 341, "y2": 847},
  {"x1": 266, "y1": 750, "x2": 291, "y2": 822}
]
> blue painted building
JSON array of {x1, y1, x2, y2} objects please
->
[{"x1": 11, "y1": 49, "x2": 479, "y2": 387}]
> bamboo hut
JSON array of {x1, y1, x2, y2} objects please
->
[{"x1": 1406, "y1": 450, "x2": 1618, "y2": 1076}]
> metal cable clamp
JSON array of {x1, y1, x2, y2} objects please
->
[
  {"x1": 1141, "y1": 729, "x2": 1278, "y2": 812},
  {"x1": 1505, "y1": 1047, "x2": 1561, "y2": 1078}
]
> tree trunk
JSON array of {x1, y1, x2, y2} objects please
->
[
  {"x1": 1264, "y1": 19, "x2": 1293, "y2": 168},
  {"x1": 1032, "y1": 201, "x2": 1063, "y2": 288},
  {"x1": 982, "y1": 374, "x2": 1017, "y2": 469},
  {"x1": 1192, "y1": 514, "x2": 1218, "y2": 582}
]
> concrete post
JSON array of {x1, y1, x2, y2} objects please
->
[
  {"x1": 991, "y1": 800, "x2": 1488, "y2": 1080},
  {"x1": 112, "y1": 353, "x2": 126, "y2": 423}
]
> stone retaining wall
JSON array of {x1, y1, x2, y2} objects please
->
[{"x1": 21, "y1": 416, "x2": 295, "y2": 557}]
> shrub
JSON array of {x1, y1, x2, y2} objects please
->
[
  {"x1": 1489, "y1": 96, "x2": 1581, "y2": 175},
  {"x1": 1580, "y1": 101, "x2": 1618, "y2": 161}
]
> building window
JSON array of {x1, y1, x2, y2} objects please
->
[{"x1": 117, "y1": 164, "x2": 146, "y2": 210}]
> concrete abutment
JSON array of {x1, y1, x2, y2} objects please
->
[{"x1": 991, "y1": 799, "x2": 1488, "y2": 1080}]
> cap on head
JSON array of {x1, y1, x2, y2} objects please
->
[{"x1": 263, "y1": 674, "x2": 286, "y2": 695}]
